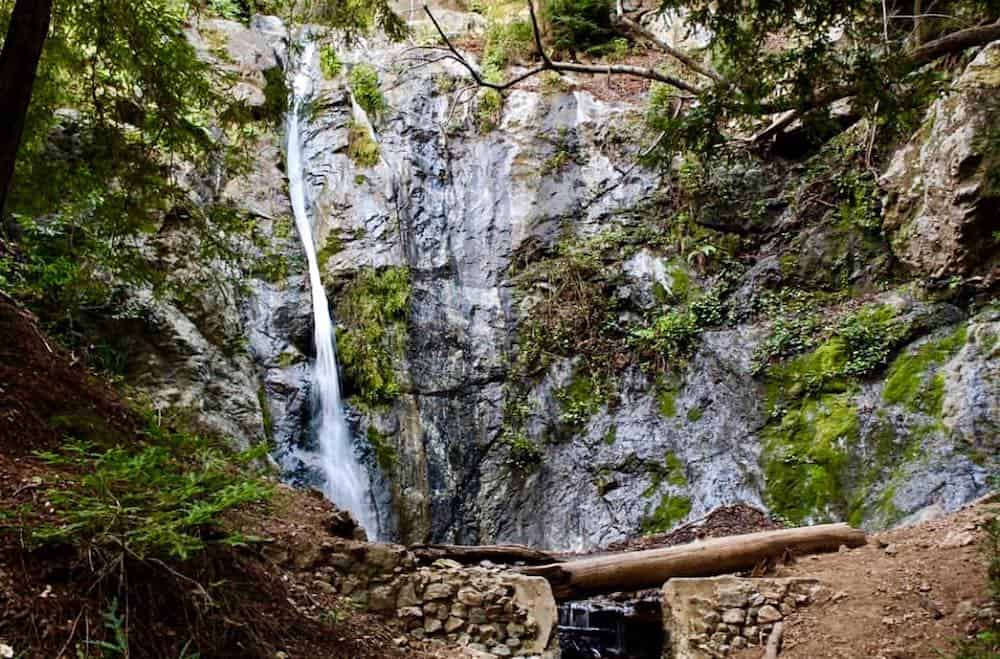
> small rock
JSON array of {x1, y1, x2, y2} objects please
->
[
  {"x1": 469, "y1": 607, "x2": 488, "y2": 624},
  {"x1": 757, "y1": 605, "x2": 782, "y2": 624},
  {"x1": 445, "y1": 616, "x2": 465, "y2": 633},
  {"x1": 732, "y1": 636, "x2": 748, "y2": 649},
  {"x1": 424, "y1": 618, "x2": 443, "y2": 634},
  {"x1": 883, "y1": 543, "x2": 899, "y2": 556},
  {"x1": 939, "y1": 530, "x2": 976, "y2": 548},
  {"x1": 491, "y1": 645, "x2": 512, "y2": 657},
  {"x1": 432, "y1": 558, "x2": 463, "y2": 570},
  {"x1": 458, "y1": 587, "x2": 485, "y2": 607},
  {"x1": 424, "y1": 582, "x2": 454, "y2": 600},
  {"x1": 718, "y1": 589, "x2": 749, "y2": 608},
  {"x1": 722, "y1": 608, "x2": 746, "y2": 625}
]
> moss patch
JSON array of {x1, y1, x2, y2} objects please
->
[
  {"x1": 641, "y1": 494, "x2": 692, "y2": 534},
  {"x1": 883, "y1": 324, "x2": 967, "y2": 415},
  {"x1": 762, "y1": 393, "x2": 860, "y2": 525},
  {"x1": 347, "y1": 121, "x2": 379, "y2": 168},
  {"x1": 655, "y1": 376, "x2": 681, "y2": 418}
]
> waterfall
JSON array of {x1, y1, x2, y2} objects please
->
[{"x1": 286, "y1": 40, "x2": 377, "y2": 537}]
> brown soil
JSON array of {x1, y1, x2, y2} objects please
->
[
  {"x1": 0, "y1": 296, "x2": 455, "y2": 659},
  {"x1": 733, "y1": 500, "x2": 998, "y2": 659}
]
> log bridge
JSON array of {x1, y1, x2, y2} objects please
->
[{"x1": 415, "y1": 523, "x2": 866, "y2": 601}]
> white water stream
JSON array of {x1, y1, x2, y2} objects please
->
[{"x1": 286, "y1": 41, "x2": 377, "y2": 536}]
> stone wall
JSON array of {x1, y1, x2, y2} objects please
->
[
  {"x1": 661, "y1": 576, "x2": 824, "y2": 659},
  {"x1": 266, "y1": 535, "x2": 559, "y2": 658}
]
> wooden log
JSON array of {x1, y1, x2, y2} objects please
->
[
  {"x1": 410, "y1": 543, "x2": 562, "y2": 566},
  {"x1": 763, "y1": 620, "x2": 784, "y2": 659},
  {"x1": 518, "y1": 523, "x2": 866, "y2": 599}
]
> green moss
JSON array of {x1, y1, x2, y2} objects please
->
[
  {"x1": 602, "y1": 426, "x2": 617, "y2": 445},
  {"x1": 883, "y1": 324, "x2": 967, "y2": 414},
  {"x1": 366, "y1": 426, "x2": 396, "y2": 473},
  {"x1": 336, "y1": 266, "x2": 411, "y2": 407},
  {"x1": 317, "y1": 234, "x2": 344, "y2": 271},
  {"x1": 641, "y1": 494, "x2": 692, "y2": 534},
  {"x1": 554, "y1": 369, "x2": 606, "y2": 431},
  {"x1": 655, "y1": 376, "x2": 680, "y2": 417},
  {"x1": 686, "y1": 407, "x2": 703, "y2": 423},
  {"x1": 642, "y1": 451, "x2": 688, "y2": 497},
  {"x1": 347, "y1": 120, "x2": 380, "y2": 168},
  {"x1": 763, "y1": 304, "x2": 908, "y2": 415},
  {"x1": 762, "y1": 393, "x2": 860, "y2": 524}
]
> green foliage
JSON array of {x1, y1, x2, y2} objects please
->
[
  {"x1": 336, "y1": 266, "x2": 411, "y2": 407},
  {"x1": 206, "y1": 0, "x2": 247, "y2": 21},
  {"x1": 883, "y1": 324, "x2": 968, "y2": 415},
  {"x1": 319, "y1": 44, "x2": 343, "y2": 79},
  {"x1": 837, "y1": 304, "x2": 908, "y2": 377},
  {"x1": 92, "y1": 598, "x2": 129, "y2": 656},
  {"x1": 763, "y1": 304, "x2": 907, "y2": 413},
  {"x1": 483, "y1": 16, "x2": 535, "y2": 70},
  {"x1": 542, "y1": 0, "x2": 614, "y2": 54},
  {"x1": 347, "y1": 120, "x2": 380, "y2": 167},
  {"x1": 554, "y1": 369, "x2": 607, "y2": 430},
  {"x1": 686, "y1": 406, "x2": 703, "y2": 423},
  {"x1": 752, "y1": 293, "x2": 822, "y2": 373},
  {"x1": 475, "y1": 85, "x2": 504, "y2": 134},
  {"x1": 26, "y1": 424, "x2": 271, "y2": 561},
  {"x1": 505, "y1": 430, "x2": 544, "y2": 470},
  {"x1": 630, "y1": 309, "x2": 700, "y2": 367},
  {"x1": 349, "y1": 64, "x2": 387, "y2": 119}
]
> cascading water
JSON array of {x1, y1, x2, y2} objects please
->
[{"x1": 286, "y1": 40, "x2": 377, "y2": 536}]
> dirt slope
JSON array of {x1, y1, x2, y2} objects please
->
[{"x1": 736, "y1": 500, "x2": 998, "y2": 659}]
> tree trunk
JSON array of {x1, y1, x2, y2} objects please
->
[
  {"x1": 411, "y1": 543, "x2": 563, "y2": 566},
  {"x1": 518, "y1": 523, "x2": 866, "y2": 600},
  {"x1": 0, "y1": 0, "x2": 54, "y2": 221}
]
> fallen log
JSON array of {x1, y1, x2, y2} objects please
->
[
  {"x1": 518, "y1": 523, "x2": 866, "y2": 599},
  {"x1": 410, "y1": 543, "x2": 562, "y2": 566}
]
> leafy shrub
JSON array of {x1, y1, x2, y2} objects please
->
[
  {"x1": 319, "y1": 44, "x2": 342, "y2": 79},
  {"x1": 348, "y1": 64, "x2": 387, "y2": 119},
  {"x1": 336, "y1": 267, "x2": 411, "y2": 407},
  {"x1": 542, "y1": 0, "x2": 614, "y2": 54},
  {"x1": 28, "y1": 427, "x2": 271, "y2": 560},
  {"x1": 837, "y1": 305, "x2": 907, "y2": 377},
  {"x1": 630, "y1": 309, "x2": 700, "y2": 368},
  {"x1": 482, "y1": 16, "x2": 535, "y2": 70}
]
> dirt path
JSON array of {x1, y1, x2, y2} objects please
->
[{"x1": 735, "y1": 500, "x2": 997, "y2": 659}]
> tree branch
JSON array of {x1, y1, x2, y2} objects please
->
[{"x1": 422, "y1": 3, "x2": 701, "y2": 94}]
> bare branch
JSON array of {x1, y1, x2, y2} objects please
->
[{"x1": 422, "y1": 4, "x2": 701, "y2": 94}]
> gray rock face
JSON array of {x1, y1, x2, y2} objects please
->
[
  {"x1": 254, "y1": 18, "x2": 997, "y2": 548},
  {"x1": 881, "y1": 41, "x2": 1000, "y2": 284}
]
